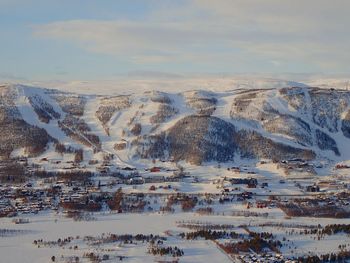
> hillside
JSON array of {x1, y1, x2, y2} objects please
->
[{"x1": 1, "y1": 81, "x2": 350, "y2": 173}]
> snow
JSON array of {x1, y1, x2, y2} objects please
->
[
  {"x1": 80, "y1": 96, "x2": 128, "y2": 166},
  {"x1": 5, "y1": 78, "x2": 349, "y2": 165},
  {"x1": 2, "y1": 78, "x2": 350, "y2": 261},
  {"x1": 1, "y1": 211, "x2": 350, "y2": 263},
  {"x1": 31, "y1": 77, "x2": 308, "y2": 96}
]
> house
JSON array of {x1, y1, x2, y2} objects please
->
[
  {"x1": 240, "y1": 191, "x2": 253, "y2": 199},
  {"x1": 261, "y1": 182, "x2": 269, "y2": 188},
  {"x1": 150, "y1": 167, "x2": 161, "y2": 173},
  {"x1": 306, "y1": 185, "x2": 320, "y2": 192},
  {"x1": 230, "y1": 177, "x2": 257, "y2": 185},
  {"x1": 13, "y1": 218, "x2": 30, "y2": 224},
  {"x1": 256, "y1": 201, "x2": 268, "y2": 208},
  {"x1": 335, "y1": 163, "x2": 350, "y2": 169},
  {"x1": 144, "y1": 175, "x2": 165, "y2": 183},
  {"x1": 247, "y1": 181, "x2": 257, "y2": 188},
  {"x1": 128, "y1": 177, "x2": 144, "y2": 185},
  {"x1": 122, "y1": 166, "x2": 136, "y2": 171}
]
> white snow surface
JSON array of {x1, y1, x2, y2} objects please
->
[{"x1": 1, "y1": 76, "x2": 350, "y2": 172}]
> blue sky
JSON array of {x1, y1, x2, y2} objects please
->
[{"x1": 1, "y1": 0, "x2": 350, "y2": 81}]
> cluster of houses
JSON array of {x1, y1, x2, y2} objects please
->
[
  {"x1": 2, "y1": 157, "x2": 350, "y2": 220},
  {"x1": 278, "y1": 159, "x2": 316, "y2": 177},
  {"x1": 0, "y1": 162, "x2": 188, "y2": 217},
  {"x1": 237, "y1": 253, "x2": 294, "y2": 263},
  {"x1": 0, "y1": 184, "x2": 54, "y2": 217},
  {"x1": 0, "y1": 198, "x2": 14, "y2": 217},
  {"x1": 278, "y1": 192, "x2": 350, "y2": 218},
  {"x1": 229, "y1": 177, "x2": 259, "y2": 188}
]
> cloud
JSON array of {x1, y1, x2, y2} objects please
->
[{"x1": 32, "y1": 0, "x2": 350, "y2": 73}]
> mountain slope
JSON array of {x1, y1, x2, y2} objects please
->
[
  {"x1": 1, "y1": 82, "x2": 350, "y2": 170},
  {"x1": 134, "y1": 115, "x2": 314, "y2": 165}
]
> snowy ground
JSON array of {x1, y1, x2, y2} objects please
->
[
  {"x1": 2, "y1": 77, "x2": 350, "y2": 262},
  {"x1": 1, "y1": 211, "x2": 350, "y2": 263}
]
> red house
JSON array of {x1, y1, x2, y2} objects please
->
[{"x1": 150, "y1": 167, "x2": 161, "y2": 172}]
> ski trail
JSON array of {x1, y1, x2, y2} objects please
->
[
  {"x1": 15, "y1": 85, "x2": 82, "y2": 149},
  {"x1": 81, "y1": 97, "x2": 132, "y2": 167}
]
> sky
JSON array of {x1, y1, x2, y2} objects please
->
[{"x1": 0, "y1": 0, "x2": 350, "y2": 81}]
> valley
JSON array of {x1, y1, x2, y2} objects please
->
[{"x1": 1, "y1": 80, "x2": 350, "y2": 262}]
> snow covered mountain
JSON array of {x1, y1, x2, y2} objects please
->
[{"x1": 1, "y1": 80, "x2": 350, "y2": 171}]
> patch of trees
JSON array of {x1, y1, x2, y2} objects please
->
[
  {"x1": 60, "y1": 201, "x2": 101, "y2": 212},
  {"x1": 34, "y1": 236, "x2": 74, "y2": 247},
  {"x1": 0, "y1": 119, "x2": 54, "y2": 159},
  {"x1": 88, "y1": 159, "x2": 99, "y2": 165},
  {"x1": 278, "y1": 202, "x2": 350, "y2": 218},
  {"x1": 84, "y1": 233, "x2": 166, "y2": 245},
  {"x1": 58, "y1": 114, "x2": 101, "y2": 152},
  {"x1": 53, "y1": 95, "x2": 86, "y2": 116},
  {"x1": 54, "y1": 143, "x2": 77, "y2": 154},
  {"x1": 83, "y1": 252, "x2": 100, "y2": 262},
  {"x1": 195, "y1": 207, "x2": 213, "y2": 215},
  {"x1": 32, "y1": 170, "x2": 93, "y2": 184},
  {"x1": 263, "y1": 114, "x2": 313, "y2": 147},
  {"x1": 64, "y1": 211, "x2": 97, "y2": 221},
  {"x1": 161, "y1": 194, "x2": 198, "y2": 212},
  {"x1": 309, "y1": 88, "x2": 345, "y2": 134},
  {"x1": 148, "y1": 245, "x2": 184, "y2": 257},
  {"x1": 342, "y1": 110, "x2": 350, "y2": 139},
  {"x1": 283, "y1": 225, "x2": 348, "y2": 239},
  {"x1": 74, "y1": 149, "x2": 84, "y2": 163},
  {"x1": 107, "y1": 188, "x2": 123, "y2": 211},
  {"x1": 180, "y1": 230, "x2": 242, "y2": 240},
  {"x1": 150, "y1": 104, "x2": 178, "y2": 124},
  {"x1": 150, "y1": 92, "x2": 172, "y2": 104},
  {"x1": 95, "y1": 95, "x2": 130, "y2": 126},
  {"x1": 221, "y1": 234, "x2": 281, "y2": 254},
  {"x1": 296, "y1": 250, "x2": 350, "y2": 262},
  {"x1": 249, "y1": 231, "x2": 274, "y2": 239},
  {"x1": 0, "y1": 162, "x2": 26, "y2": 183},
  {"x1": 114, "y1": 142, "x2": 127, "y2": 150},
  {"x1": 186, "y1": 97, "x2": 217, "y2": 116},
  {"x1": 124, "y1": 200, "x2": 147, "y2": 213},
  {"x1": 130, "y1": 123, "x2": 142, "y2": 136},
  {"x1": 134, "y1": 132, "x2": 168, "y2": 160},
  {"x1": 316, "y1": 129, "x2": 340, "y2": 156},
  {"x1": 234, "y1": 129, "x2": 316, "y2": 161},
  {"x1": 137, "y1": 114, "x2": 316, "y2": 164},
  {"x1": 159, "y1": 205, "x2": 175, "y2": 213},
  {"x1": 28, "y1": 94, "x2": 61, "y2": 124},
  {"x1": 181, "y1": 196, "x2": 197, "y2": 211},
  {"x1": 321, "y1": 224, "x2": 350, "y2": 235},
  {"x1": 176, "y1": 221, "x2": 236, "y2": 230}
]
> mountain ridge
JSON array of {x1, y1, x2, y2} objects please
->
[{"x1": 1, "y1": 81, "x2": 350, "y2": 173}]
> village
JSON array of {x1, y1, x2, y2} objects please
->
[
  {"x1": 1, "y1": 156, "x2": 350, "y2": 262},
  {"x1": 1, "y1": 157, "x2": 350, "y2": 218}
]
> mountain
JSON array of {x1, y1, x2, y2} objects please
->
[{"x1": 0, "y1": 81, "x2": 349, "y2": 172}]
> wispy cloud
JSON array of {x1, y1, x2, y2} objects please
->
[{"x1": 32, "y1": 0, "x2": 350, "y2": 73}]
